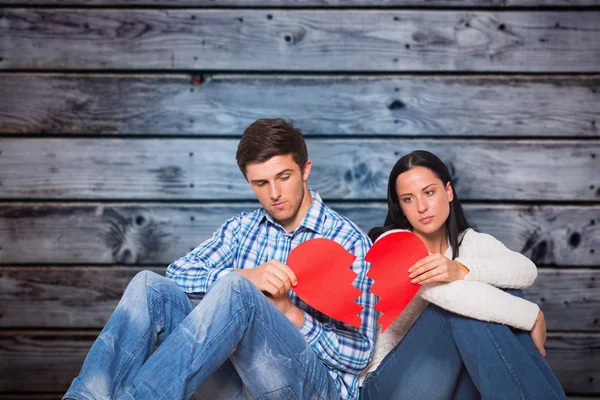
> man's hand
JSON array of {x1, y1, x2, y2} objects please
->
[
  {"x1": 234, "y1": 260, "x2": 298, "y2": 296},
  {"x1": 408, "y1": 254, "x2": 469, "y2": 285},
  {"x1": 267, "y1": 293, "x2": 305, "y2": 328},
  {"x1": 530, "y1": 310, "x2": 547, "y2": 357}
]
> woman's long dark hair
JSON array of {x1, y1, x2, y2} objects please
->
[{"x1": 369, "y1": 150, "x2": 472, "y2": 259}]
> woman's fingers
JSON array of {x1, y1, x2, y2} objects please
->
[
  {"x1": 408, "y1": 255, "x2": 436, "y2": 274},
  {"x1": 409, "y1": 259, "x2": 440, "y2": 279},
  {"x1": 412, "y1": 265, "x2": 445, "y2": 284}
]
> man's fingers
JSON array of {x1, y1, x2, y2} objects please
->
[
  {"x1": 266, "y1": 273, "x2": 289, "y2": 296},
  {"x1": 270, "y1": 260, "x2": 298, "y2": 286},
  {"x1": 274, "y1": 262, "x2": 298, "y2": 286},
  {"x1": 262, "y1": 281, "x2": 281, "y2": 297}
]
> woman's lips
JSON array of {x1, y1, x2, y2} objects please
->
[{"x1": 419, "y1": 216, "x2": 433, "y2": 224}]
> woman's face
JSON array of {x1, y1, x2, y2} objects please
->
[{"x1": 395, "y1": 166, "x2": 453, "y2": 237}]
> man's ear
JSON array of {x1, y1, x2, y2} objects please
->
[{"x1": 302, "y1": 160, "x2": 312, "y2": 182}]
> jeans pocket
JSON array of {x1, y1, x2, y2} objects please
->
[{"x1": 258, "y1": 386, "x2": 300, "y2": 400}]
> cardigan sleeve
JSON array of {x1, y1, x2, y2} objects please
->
[
  {"x1": 456, "y1": 229, "x2": 538, "y2": 289},
  {"x1": 419, "y1": 280, "x2": 540, "y2": 330}
]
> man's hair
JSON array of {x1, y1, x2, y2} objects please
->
[{"x1": 236, "y1": 118, "x2": 308, "y2": 177}]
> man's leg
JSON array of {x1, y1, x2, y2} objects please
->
[
  {"x1": 121, "y1": 273, "x2": 340, "y2": 400},
  {"x1": 64, "y1": 271, "x2": 195, "y2": 400},
  {"x1": 65, "y1": 271, "x2": 247, "y2": 400},
  {"x1": 360, "y1": 304, "x2": 469, "y2": 400}
]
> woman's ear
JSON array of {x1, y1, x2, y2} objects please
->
[{"x1": 446, "y1": 181, "x2": 454, "y2": 202}]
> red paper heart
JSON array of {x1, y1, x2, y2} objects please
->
[
  {"x1": 366, "y1": 231, "x2": 428, "y2": 332},
  {"x1": 287, "y1": 238, "x2": 363, "y2": 328}
]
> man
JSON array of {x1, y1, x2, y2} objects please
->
[{"x1": 64, "y1": 118, "x2": 376, "y2": 400}]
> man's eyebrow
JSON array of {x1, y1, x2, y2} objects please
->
[
  {"x1": 275, "y1": 169, "x2": 294, "y2": 178},
  {"x1": 249, "y1": 169, "x2": 294, "y2": 184}
]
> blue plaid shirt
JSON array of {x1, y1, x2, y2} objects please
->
[{"x1": 167, "y1": 190, "x2": 376, "y2": 400}]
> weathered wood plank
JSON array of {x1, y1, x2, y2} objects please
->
[
  {"x1": 1, "y1": 267, "x2": 597, "y2": 331},
  {"x1": 0, "y1": 203, "x2": 598, "y2": 265},
  {"x1": 1, "y1": 139, "x2": 599, "y2": 201},
  {"x1": 0, "y1": 331, "x2": 596, "y2": 393},
  {"x1": 524, "y1": 269, "x2": 600, "y2": 332},
  {"x1": 1, "y1": 74, "x2": 599, "y2": 137},
  {"x1": 1, "y1": 10, "x2": 599, "y2": 71},
  {"x1": 0, "y1": 267, "x2": 164, "y2": 329},
  {"x1": 545, "y1": 334, "x2": 600, "y2": 395},
  {"x1": 2, "y1": 0, "x2": 600, "y2": 6}
]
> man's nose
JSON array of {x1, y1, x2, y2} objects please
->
[{"x1": 269, "y1": 183, "x2": 281, "y2": 200}]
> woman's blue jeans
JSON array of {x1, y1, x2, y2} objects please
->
[
  {"x1": 360, "y1": 290, "x2": 567, "y2": 400},
  {"x1": 64, "y1": 271, "x2": 340, "y2": 400}
]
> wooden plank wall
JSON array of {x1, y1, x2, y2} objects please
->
[{"x1": 0, "y1": 0, "x2": 599, "y2": 398}]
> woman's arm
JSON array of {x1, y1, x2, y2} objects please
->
[
  {"x1": 456, "y1": 230, "x2": 538, "y2": 289},
  {"x1": 419, "y1": 280, "x2": 539, "y2": 330}
]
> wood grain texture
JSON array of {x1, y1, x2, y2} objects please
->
[
  {"x1": 1, "y1": 267, "x2": 597, "y2": 331},
  {"x1": 0, "y1": 267, "x2": 164, "y2": 329},
  {"x1": 1, "y1": 10, "x2": 599, "y2": 71},
  {"x1": 0, "y1": 330, "x2": 597, "y2": 393},
  {"x1": 0, "y1": 203, "x2": 598, "y2": 265},
  {"x1": 2, "y1": 0, "x2": 600, "y2": 6},
  {"x1": 1, "y1": 139, "x2": 599, "y2": 201},
  {"x1": 524, "y1": 269, "x2": 600, "y2": 332},
  {"x1": 1, "y1": 74, "x2": 599, "y2": 137}
]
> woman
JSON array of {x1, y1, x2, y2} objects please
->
[{"x1": 360, "y1": 151, "x2": 566, "y2": 400}]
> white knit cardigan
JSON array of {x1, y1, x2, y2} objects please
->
[{"x1": 361, "y1": 228, "x2": 540, "y2": 377}]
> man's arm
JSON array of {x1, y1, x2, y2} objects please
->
[
  {"x1": 297, "y1": 236, "x2": 377, "y2": 375},
  {"x1": 166, "y1": 216, "x2": 240, "y2": 293}
]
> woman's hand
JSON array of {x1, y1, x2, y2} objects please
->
[
  {"x1": 408, "y1": 254, "x2": 469, "y2": 285},
  {"x1": 530, "y1": 310, "x2": 547, "y2": 357}
]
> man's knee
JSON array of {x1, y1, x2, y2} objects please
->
[
  {"x1": 209, "y1": 272, "x2": 261, "y2": 303},
  {"x1": 129, "y1": 270, "x2": 162, "y2": 288},
  {"x1": 124, "y1": 270, "x2": 168, "y2": 299}
]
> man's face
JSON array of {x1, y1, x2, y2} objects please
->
[{"x1": 245, "y1": 154, "x2": 312, "y2": 232}]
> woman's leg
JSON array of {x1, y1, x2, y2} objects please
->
[
  {"x1": 361, "y1": 290, "x2": 567, "y2": 400},
  {"x1": 361, "y1": 305, "x2": 470, "y2": 400},
  {"x1": 452, "y1": 367, "x2": 479, "y2": 400},
  {"x1": 439, "y1": 297, "x2": 567, "y2": 399}
]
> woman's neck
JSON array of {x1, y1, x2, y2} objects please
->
[{"x1": 414, "y1": 229, "x2": 449, "y2": 254}]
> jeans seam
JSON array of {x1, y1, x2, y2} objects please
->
[{"x1": 482, "y1": 322, "x2": 525, "y2": 399}]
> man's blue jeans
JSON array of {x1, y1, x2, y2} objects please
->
[
  {"x1": 64, "y1": 271, "x2": 340, "y2": 400},
  {"x1": 360, "y1": 290, "x2": 567, "y2": 400}
]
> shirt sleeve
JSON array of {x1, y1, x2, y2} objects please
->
[
  {"x1": 166, "y1": 215, "x2": 240, "y2": 294},
  {"x1": 419, "y1": 280, "x2": 540, "y2": 330},
  {"x1": 457, "y1": 230, "x2": 538, "y2": 289},
  {"x1": 297, "y1": 235, "x2": 377, "y2": 374}
]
